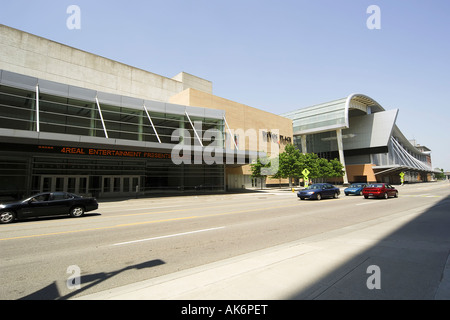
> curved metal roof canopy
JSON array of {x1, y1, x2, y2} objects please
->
[
  {"x1": 282, "y1": 93, "x2": 385, "y2": 136},
  {"x1": 281, "y1": 93, "x2": 438, "y2": 173}
]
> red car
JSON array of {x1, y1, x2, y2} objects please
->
[{"x1": 362, "y1": 183, "x2": 398, "y2": 199}]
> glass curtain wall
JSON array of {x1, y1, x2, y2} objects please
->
[
  {"x1": 294, "y1": 131, "x2": 339, "y2": 160},
  {"x1": 0, "y1": 83, "x2": 225, "y2": 146},
  {"x1": 0, "y1": 85, "x2": 36, "y2": 131},
  {"x1": 0, "y1": 79, "x2": 226, "y2": 196}
]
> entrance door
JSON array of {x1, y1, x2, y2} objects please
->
[
  {"x1": 34, "y1": 175, "x2": 139, "y2": 197},
  {"x1": 38, "y1": 176, "x2": 89, "y2": 195},
  {"x1": 42, "y1": 177, "x2": 52, "y2": 193},
  {"x1": 101, "y1": 176, "x2": 140, "y2": 196}
]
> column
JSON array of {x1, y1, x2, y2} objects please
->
[
  {"x1": 89, "y1": 103, "x2": 96, "y2": 137},
  {"x1": 179, "y1": 116, "x2": 185, "y2": 145},
  {"x1": 300, "y1": 135, "x2": 307, "y2": 154},
  {"x1": 138, "y1": 111, "x2": 143, "y2": 141},
  {"x1": 35, "y1": 85, "x2": 40, "y2": 132},
  {"x1": 336, "y1": 129, "x2": 349, "y2": 185}
]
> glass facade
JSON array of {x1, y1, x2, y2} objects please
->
[
  {"x1": 0, "y1": 86, "x2": 224, "y2": 145},
  {"x1": 285, "y1": 98, "x2": 347, "y2": 134},
  {"x1": 294, "y1": 131, "x2": 339, "y2": 160},
  {"x1": 284, "y1": 94, "x2": 436, "y2": 184},
  {"x1": 0, "y1": 70, "x2": 226, "y2": 198},
  {"x1": 0, "y1": 85, "x2": 36, "y2": 131}
]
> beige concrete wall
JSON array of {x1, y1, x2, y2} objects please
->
[
  {"x1": 170, "y1": 88, "x2": 293, "y2": 154},
  {"x1": 0, "y1": 25, "x2": 212, "y2": 102},
  {"x1": 346, "y1": 164, "x2": 377, "y2": 183},
  {"x1": 170, "y1": 88, "x2": 293, "y2": 188},
  {"x1": 172, "y1": 72, "x2": 213, "y2": 95}
]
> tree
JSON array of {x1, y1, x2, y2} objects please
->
[
  {"x1": 329, "y1": 158, "x2": 345, "y2": 180},
  {"x1": 250, "y1": 157, "x2": 272, "y2": 189},
  {"x1": 268, "y1": 144, "x2": 346, "y2": 186},
  {"x1": 272, "y1": 144, "x2": 303, "y2": 187},
  {"x1": 303, "y1": 153, "x2": 320, "y2": 180},
  {"x1": 435, "y1": 168, "x2": 445, "y2": 180},
  {"x1": 316, "y1": 157, "x2": 333, "y2": 182}
]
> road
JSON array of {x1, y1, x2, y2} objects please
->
[{"x1": 1, "y1": 181, "x2": 449, "y2": 300}]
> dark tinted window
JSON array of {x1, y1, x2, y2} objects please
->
[
  {"x1": 33, "y1": 194, "x2": 50, "y2": 202},
  {"x1": 52, "y1": 192, "x2": 70, "y2": 200}
]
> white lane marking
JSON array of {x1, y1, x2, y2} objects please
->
[
  {"x1": 112, "y1": 227, "x2": 225, "y2": 246},
  {"x1": 355, "y1": 201, "x2": 379, "y2": 206},
  {"x1": 100, "y1": 204, "x2": 186, "y2": 210},
  {"x1": 121, "y1": 204, "x2": 187, "y2": 211}
]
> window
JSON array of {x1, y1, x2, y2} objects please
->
[
  {"x1": 68, "y1": 178, "x2": 76, "y2": 193},
  {"x1": 33, "y1": 194, "x2": 50, "y2": 202},
  {"x1": 123, "y1": 178, "x2": 130, "y2": 193},
  {"x1": 52, "y1": 192, "x2": 69, "y2": 200},
  {"x1": 79, "y1": 178, "x2": 87, "y2": 194},
  {"x1": 0, "y1": 85, "x2": 36, "y2": 130},
  {"x1": 103, "y1": 177, "x2": 111, "y2": 193},
  {"x1": 55, "y1": 178, "x2": 64, "y2": 191},
  {"x1": 132, "y1": 177, "x2": 139, "y2": 191},
  {"x1": 101, "y1": 105, "x2": 144, "y2": 141},
  {"x1": 114, "y1": 177, "x2": 121, "y2": 192},
  {"x1": 1, "y1": 78, "x2": 225, "y2": 148}
]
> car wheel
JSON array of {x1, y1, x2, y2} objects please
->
[
  {"x1": 300, "y1": 197, "x2": 305, "y2": 200},
  {"x1": 345, "y1": 193, "x2": 349, "y2": 196},
  {"x1": 364, "y1": 195, "x2": 369, "y2": 199},
  {"x1": 316, "y1": 193, "x2": 322, "y2": 200},
  {"x1": 0, "y1": 211, "x2": 16, "y2": 224},
  {"x1": 394, "y1": 191, "x2": 398, "y2": 198},
  {"x1": 70, "y1": 206, "x2": 85, "y2": 218},
  {"x1": 333, "y1": 192, "x2": 339, "y2": 199},
  {"x1": 383, "y1": 193, "x2": 388, "y2": 199}
]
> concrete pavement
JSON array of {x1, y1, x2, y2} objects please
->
[{"x1": 77, "y1": 192, "x2": 450, "y2": 300}]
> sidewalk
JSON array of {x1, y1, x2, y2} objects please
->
[{"x1": 77, "y1": 200, "x2": 450, "y2": 300}]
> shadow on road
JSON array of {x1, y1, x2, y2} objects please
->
[
  {"x1": 288, "y1": 195, "x2": 450, "y2": 299},
  {"x1": 19, "y1": 259, "x2": 165, "y2": 300}
]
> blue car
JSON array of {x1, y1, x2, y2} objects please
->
[
  {"x1": 297, "y1": 183, "x2": 340, "y2": 200},
  {"x1": 344, "y1": 183, "x2": 368, "y2": 196}
]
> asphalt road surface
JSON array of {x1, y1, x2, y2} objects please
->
[{"x1": 1, "y1": 181, "x2": 449, "y2": 300}]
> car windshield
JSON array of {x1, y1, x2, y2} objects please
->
[
  {"x1": 368, "y1": 184, "x2": 384, "y2": 188},
  {"x1": 351, "y1": 184, "x2": 365, "y2": 188},
  {"x1": 305, "y1": 184, "x2": 324, "y2": 190}
]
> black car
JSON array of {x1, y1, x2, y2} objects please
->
[{"x1": 0, "y1": 192, "x2": 98, "y2": 224}]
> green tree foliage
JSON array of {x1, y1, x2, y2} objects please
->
[
  {"x1": 272, "y1": 144, "x2": 302, "y2": 181},
  {"x1": 435, "y1": 168, "x2": 445, "y2": 180},
  {"x1": 329, "y1": 158, "x2": 345, "y2": 178},
  {"x1": 316, "y1": 157, "x2": 333, "y2": 180},
  {"x1": 269, "y1": 144, "x2": 345, "y2": 183},
  {"x1": 250, "y1": 156, "x2": 272, "y2": 189}
]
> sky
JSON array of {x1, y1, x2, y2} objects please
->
[{"x1": 1, "y1": 0, "x2": 449, "y2": 170}]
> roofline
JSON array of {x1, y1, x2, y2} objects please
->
[
  {"x1": 345, "y1": 93, "x2": 385, "y2": 127},
  {"x1": 392, "y1": 125, "x2": 431, "y2": 157}
]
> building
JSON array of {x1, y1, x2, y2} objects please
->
[
  {"x1": 0, "y1": 24, "x2": 292, "y2": 199},
  {"x1": 281, "y1": 94, "x2": 439, "y2": 184},
  {"x1": 1, "y1": 24, "x2": 438, "y2": 200},
  {"x1": 170, "y1": 88, "x2": 293, "y2": 189}
]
